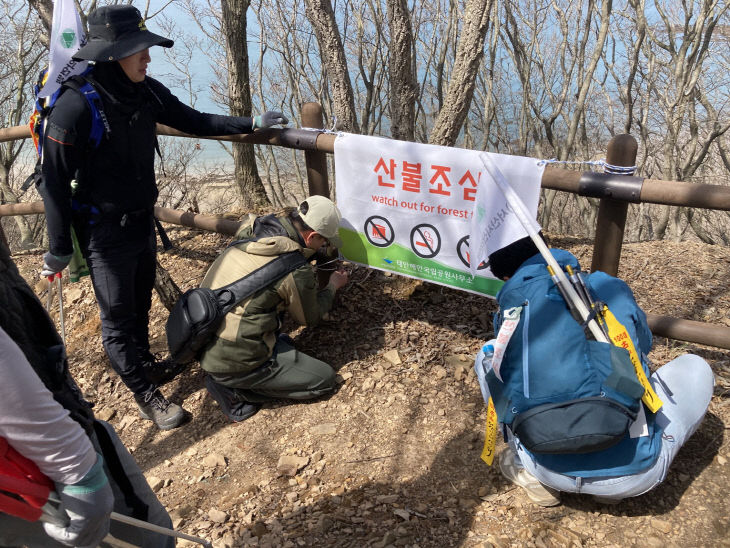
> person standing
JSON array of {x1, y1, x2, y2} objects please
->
[
  {"x1": 200, "y1": 196, "x2": 348, "y2": 422},
  {"x1": 38, "y1": 4, "x2": 288, "y2": 430},
  {"x1": 0, "y1": 242, "x2": 173, "y2": 547}
]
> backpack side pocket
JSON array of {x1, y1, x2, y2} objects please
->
[{"x1": 512, "y1": 397, "x2": 636, "y2": 454}]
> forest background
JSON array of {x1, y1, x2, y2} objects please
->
[{"x1": 0, "y1": 0, "x2": 728, "y2": 252}]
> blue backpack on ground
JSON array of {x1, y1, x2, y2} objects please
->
[{"x1": 481, "y1": 249, "x2": 648, "y2": 455}]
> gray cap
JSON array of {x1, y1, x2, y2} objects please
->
[{"x1": 298, "y1": 196, "x2": 343, "y2": 249}]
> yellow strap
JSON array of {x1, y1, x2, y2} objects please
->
[
  {"x1": 480, "y1": 397, "x2": 499, "y2": 466},
  {"x1": 602, "y1": 306, "x2": 663, "y2": 413}
]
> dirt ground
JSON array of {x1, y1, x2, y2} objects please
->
[{"x1": 11, "y1": 227, "x2": 730, "y2": 548}]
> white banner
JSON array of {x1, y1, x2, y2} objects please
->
[
  {"x1": 39, "y1": 0, "x2": 88, "y2": 98},
  {"x1": 334, "y1": 133, "x2": 544, "y2": 297}
]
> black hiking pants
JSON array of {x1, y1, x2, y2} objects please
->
[{"x1": 78, "y1": 213, "x2": 157, "y2": 396}]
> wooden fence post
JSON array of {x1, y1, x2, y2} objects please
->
[
  {"x1": 590, "y1": 134, "x2": 638, "y2": 275},
  {"x1": 300, "y1": 103, "x2": 330, "y2": 198}
]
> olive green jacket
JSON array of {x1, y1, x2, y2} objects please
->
[{"x1": 199, "y1": 215, "x2": 336, "y2": 375}]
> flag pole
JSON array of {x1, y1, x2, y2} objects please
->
[{"x1": 478, "y1": 153, "x2": 609, "y2": 343}]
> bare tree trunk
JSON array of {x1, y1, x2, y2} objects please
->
[
  {"x1": 27, "y1": 0, "x2": 53, "y2": 35},
  {"x1": 428, "y1": 0, "x2": 493, "y2": 146},
  {"x1": 386, "y1": 0, "x2": 417, "y2": 141},
  {"x1": 304, "y1": 0, "x2": 360, "y2": 133},
  {"x1": 220, "y1": 0, "x2": 270, "y2": 209},
  {"x1": 562, "y1": 0, "x2": 613, "y2": 157}
]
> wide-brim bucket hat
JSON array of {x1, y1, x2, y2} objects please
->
[{"x1": 73, "y1": 5, "x2": 173, "y2": 62}]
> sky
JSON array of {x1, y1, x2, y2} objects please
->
[{"x1": 145, "y1": 0, "x2": 234, "y2": 167}]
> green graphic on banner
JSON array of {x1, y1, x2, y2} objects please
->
[{"x1": 340, "y1": 228, "x2": 503, "y2": 297}]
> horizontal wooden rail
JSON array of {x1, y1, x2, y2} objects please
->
[
  {"x1": 646, "y1": 314, "x2": 730, "y2": 349},
  {"x1": 2, "y1": 199, "x2": 729, "y2": 349},
  {"x1": 153, "y1": 206, "x2": 240, "y2": 236},
  {"x1": 3, "y1": 124, "x2": 730, "y2": 349},
  {"x1": 6, "y1": 123, "x2": 729, "y2": 211}
]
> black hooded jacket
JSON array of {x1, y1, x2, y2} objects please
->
[
  {"x1": 39, "y1": 62, "x2": 255, "y2": 256},
  {"x1": 0, "y1": 243, "x2": 95, "y2": 434}
]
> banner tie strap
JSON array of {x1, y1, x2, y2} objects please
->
[{"x1": 537, "y1": 158, "x2": 637, "y2": 175}]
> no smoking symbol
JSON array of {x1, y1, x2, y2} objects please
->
[{"x1": 410, "y1": 224, "x2": 441, "y2": 258}]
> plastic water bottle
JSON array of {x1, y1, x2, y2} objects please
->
[
  {"x1": 476, "y1": 341, "x2": 496, "y2": 371},
  {"x1": 475, "y1": 340, "x2": 496, "y2": 404}
]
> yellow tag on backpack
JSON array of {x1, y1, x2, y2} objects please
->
[
  {"x1": 601, "y1": 306, "x2": 663, "y2": 413},
  {"x1": 480, "y1": 397, "x2": 499, "y2": 466}
]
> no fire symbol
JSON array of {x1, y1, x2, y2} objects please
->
[{"x1": 364, "y1": 216, "x2": 395, "y2": 247}]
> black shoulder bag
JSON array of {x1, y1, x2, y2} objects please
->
[{"x1": 166, "y1": 251, "x2": 308, "y2": 363}]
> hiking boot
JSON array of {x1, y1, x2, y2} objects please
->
[
  {"x1": 205, "y1": 376, "x2": 260, "y2": 423},
  {"x1": 140, "y1": 352, "x2": 189, "y2": 386},
  {"x1": 498, "y1": 447, "x2": 561, "y2": 507},
  {"x1": 134, "y1": 388, "x2": 185, "y2": 430}
]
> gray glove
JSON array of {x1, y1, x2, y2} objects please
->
[
  {"x1": 43, "y1": 453, "x2": 114, "y2": 548},
  {"x1": 41, "y1": 252, "x2": 71, "y2": 278},
  {"x1": 253, "y1": 111, "x2": 289, "y2": 129}
]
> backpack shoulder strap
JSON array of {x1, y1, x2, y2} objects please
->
[
  {"x1": 63, "y1": 74, "x2": 111, "y2": 148},
  {"x1": 217, "y1": 251, "x2": 309, "y2": 313}
]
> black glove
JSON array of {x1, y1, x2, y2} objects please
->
[
  {"x1": 253, "y1": 111, "x2": 289, "y2": 129},
  {"x1": 41, "y1": 252, "x2": 72, "y2": 278}
]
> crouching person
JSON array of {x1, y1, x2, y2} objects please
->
[
  {"x1": 201, "y1": 196, "x2": 348, "y2": 422},
  {"x1": 476, "y1": 235, "x2": 714, "y2": 507}
]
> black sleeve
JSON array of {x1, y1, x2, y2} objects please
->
[
  {"x1": 147, "y1": 78, "x2": 255, "y2": 136},
  {"x1": 38, "y1": 90, "x2": 91, "y2": 257}
]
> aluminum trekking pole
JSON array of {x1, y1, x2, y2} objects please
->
[
  {"x1": 477, "y1": 153, "x2": 609, "y2": 343},
  {"x1": 46, "y1": 493, "x2": 213, "y2": 548},
  {"x1": 46, "y1": 272, "x2": 65, "y2": 346},
  {"x1": 565, "y1": 264, "x2": 609, "y2": 339},
  {"x1": 45, "y1": 275, "x2": 54, "y2": 312},
  {"x1": 546, "y1": 264, "x2": 583, "y2": 324},
  {"x1": 0, "y1": 438, "x2": 213, "y2": 548},
  {"x1": 56, "y1": 274, "x2": 65, "y2": 346},
  {"x1": 43, "y1": 273, "x2": 64, "y2": 343},
  {"x1": 38, "y1": 506, "x2": 139, "y2": 548}
]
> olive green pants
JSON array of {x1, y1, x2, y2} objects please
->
[{"x1": 209, "y1": 338, "x2": 336, "y2": 403}]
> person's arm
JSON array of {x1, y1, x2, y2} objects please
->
[
  {"x1": 148, "y1": 78, "x2": 287, "y2": 136},
  {"x1": 279, "y1": 266, "x2": 347, "y2": 327},
  {"x1": 38, "y1": 91, "x2": 91, "y2": 259},
  {"x1": 0, "y1": 327, "x2": 95, "y2": 483},
  {"x1": 0, "y1": 327, "x2": 114, "y2": 547}
]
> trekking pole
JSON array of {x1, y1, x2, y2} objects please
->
[
  {"x1": 55, "y1": 273, "x2": 65, "y2": 346},
  {"x1": 478, "y1": 153, "x2": 609, "y2": 343},
  {"x1": 46, "y1": 493, "x2": 213, "y2": 548},
  {"x1": 564, "y1": 265, "x2": 591, "y2": 309},
  {"x1": 565, "y1": 265, "x2": 610, "y2": 339},
  {"x1": 546, "y1": 265, "x2": 584, "y2": 325},
  {"x1": 37, "y1": 505, "x2": 139, "y2": 548},
  {"x1": 45, "y1": 275, "x2": 54, "y2": 312},
  {"x1": 45, "y1": 272, "x2": 65, "y2": 346},
  {"x1": 0, "y1": 437, "x2": 212, "y2": 548},
  {"x1": 108, "y1": 509, "x2": 213, "y2": 548}
]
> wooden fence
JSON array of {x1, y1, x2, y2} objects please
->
[{"x1": 2, "y1": 103, "x2": 730, "y2": 349}]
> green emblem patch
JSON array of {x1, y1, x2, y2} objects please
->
[{"x1": 60, "y1": 29, "x2": 76, "y2": 49}]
